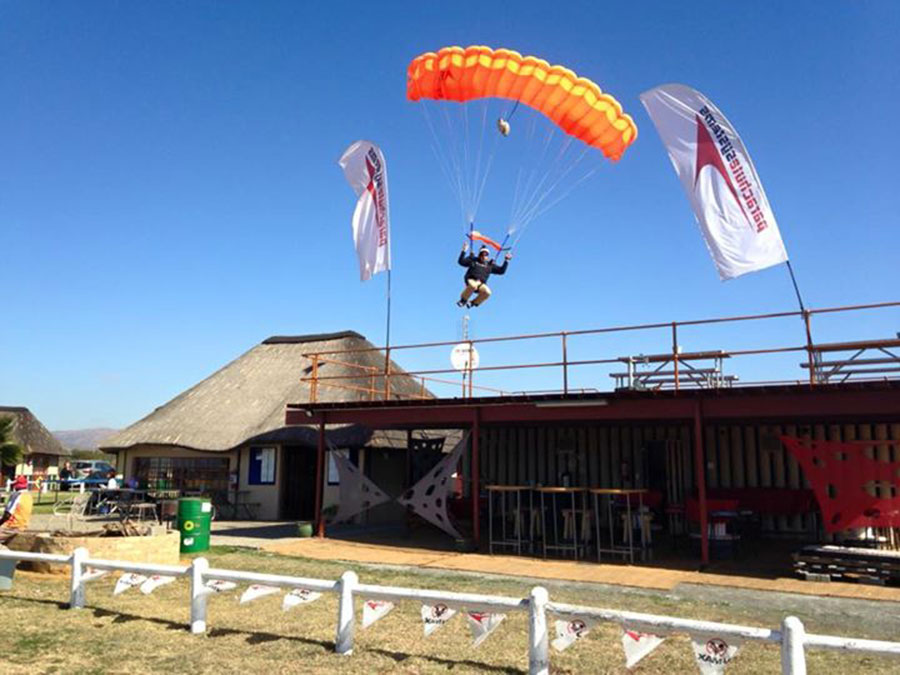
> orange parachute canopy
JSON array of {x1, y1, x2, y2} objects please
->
[{"x1": 407, "y1": 45, "x2": 637, "y2": 161}]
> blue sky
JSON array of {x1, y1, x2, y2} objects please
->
[{"x1": 2, "y1": 1, "x2": 898, "y2": 429}]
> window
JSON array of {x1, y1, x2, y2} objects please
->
[
  {"x1": 249, "y1": 447, "x2": 276, "y2": 485},
  {"x1": 133, "y1": 457, "x2": 230, "y2": 491}
]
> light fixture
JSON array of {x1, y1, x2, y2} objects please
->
[{"x1": 533, "y1": 399, "x2": 609, "y2": 408}]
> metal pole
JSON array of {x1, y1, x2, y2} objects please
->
[
  {"x1": 786, "y1": 261, "x2": 806, "y2": 314},
  {"x1": 315, "y1": 422, "x2": 326, "y2": 537},
  {"x1": 385, "y1": 270, "x2": 392, "y2": 350},
  {"x1": 672, "y1": 323, "x2": 680, "y2": 392},
  {"x1": 310, "y1": 355, "x2": 319, "y2": 403},
  {"x1": 467, "y1": 340, "x2": 475, "y2": 399},
  {"x1": 384, "y1": 347, "x2": 392, "y2": 400},
  {"x1": 561, "y1": 333, "x2": 569, "y2": 395},
  {"x1": 693, "y1": 402, "x2": 709, "y2": 565},
  {"x1": 804, "y1": 311, "x2": 816, "y2": 386},
  {"x1": 472, "y1": 413, "x2": 481, "y2": 547}
]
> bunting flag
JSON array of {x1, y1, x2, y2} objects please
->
[
  {"x1": 551, "y1": 618, "x2": 593, "y2": 652},
  {"x1": 330, "y1": 450, "x2": 393, "y2": 524},
  {"x1": 139, "y1": 574, "x2": 176, "y2": 595},
  {"x1": 421, "y1": 603, "x2": 457, "y2": 637},
  {"x1": 691, "y1": 635, "x2": 742, "y2": 674},
  {"x1": 398, "y1": 433, "x2": 469, "y2": 539},
  {"x1": 113, "y1": 573, "x2": 148, "y2": 596},
  {"x1": 239, "y1": 584, "x2": 282, "y2": 604},
  {"x1": 362, "y1": 600, "x2": 395, "y2": 628},
  {"x1": 466, "y1": 611, "x2": 505, "y2": 647},
  {"x1": 81, "y1": 568, "x2": 108, "y2": 583},
  {"x1": 201, "y1": 579, "x2": 238, "y2": 595},
  {"x1": 621, "y1": 628, "x2": 666, "y2": 668},
  {"x1": 283, "y1": 588, "x2": 323, "y2": 611}
]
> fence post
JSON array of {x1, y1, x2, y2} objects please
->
[
  {"x1": 561, "y1": 332, "x2": 569, "y2": 395},
  {"x1": 68, "y1": 546, "x2": 88, "y2": 609},
  {"x1": 335, "y1": 570, "x2": 358, "y2": 655},
  {"x1": 528, "y1": 586, "x2": 550, "y2": 675},
  {"x1": 190, "y1": 557, "x2": 209, "y2": 634},
  {"x1": 781, "y1": 616, "x2": 806, "y2": 674}
]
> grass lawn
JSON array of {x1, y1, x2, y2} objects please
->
[{"x1": 1, "y1": 546, "x2": 898, "y2": 674}]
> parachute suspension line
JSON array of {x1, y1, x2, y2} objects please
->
[
  {"x1": 439, "y1": 103, "x2": 471, "y2": 229},
  {"x1": 509, "y1": 128, "x2": 569, "y2": 230},
  {"x1": 511, "y1": 149, "x2": 600, "y2": 249},
  {"x1": 420, "y1": 104, "x2": 468, "y2": 228},
  {"x1": 506, "y1": 99, "x2": 521, "y2": 121},
  {"x1": 516, "y1": 136, "x2": 579, "y2": 224},
  {"x1": 515, "y1": 144, "x2": 591, "y2": 230},
  {"x1": 508, "y1": 112, "x2": 540, "y2": 236},
  {"x1": 513, "y1": 156, "x2": 599, "y2": 241},
  {"x1": 471, "y1": 101, "x2": 502, "y2": 220},
  {"x1": 509, "y1": 121, "x2": 557, "y2": 231}
]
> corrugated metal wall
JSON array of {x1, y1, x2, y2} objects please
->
[{"x1": 471, "y1": 421, "x2": 900, "y2": 534}]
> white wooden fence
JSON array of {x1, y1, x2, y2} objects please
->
[{"x1": 3, "y1": 547, "x2": 900, "y2": 674}]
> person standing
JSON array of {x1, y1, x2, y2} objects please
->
[{"x1": 0, "y1": 476, "x2": 33, "y2": 547}]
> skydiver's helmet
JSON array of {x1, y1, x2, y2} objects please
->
[{"x1": 478, "y1": 246, "x2": 491, "y2": 258}]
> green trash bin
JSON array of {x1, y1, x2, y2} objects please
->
[{"x1": 177, "y1": 498, "x2": 212, "y2": 554}]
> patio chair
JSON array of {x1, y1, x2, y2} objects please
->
[{"x1": 51, "y1": 492, "x2": 92, "y2": 531}]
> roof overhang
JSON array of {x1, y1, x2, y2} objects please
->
[{"x1": 286, "y1": 381, "x2": 900, "y2": 429}]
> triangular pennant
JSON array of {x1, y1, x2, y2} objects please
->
[
  {"x1": 466, "y1": 611, "x2": 505, "y2": 647},
  {"x1": 621, "y1": 628, "x2": 665, "y2": 668},
  {"x1": 201, "y1": 579, "x2": 238, "y2": 595},
  {"x1": 330, "y1": 450, "x2": 393, "y2": 524},
  {"x1": 113, "y1": 573, "x2": 148, "y2": 596},
  {"x1": 239, "y1": 584, "x2": 281, "y2": 604},
  {"x1": 552, "y1": 618, "x2": 593, "y2": 652},
  {"x1": 283, "y1": 588, "x2": 323, "y2": 611},
  {"x1": 362, "y1": 599, "x2": 395, "y2": 628},
  {"x1": 140, "y1": 574, "x2": 176, "y2": 595},
  {"x1": 691, "y1": 635, "x2": 742, "y2": 674},
  {"x1": 397, "y1": 433, "x2": 469, "y2": 539},
  {"x1": 421, "y1": 603, "x2": 457, "y2": 636},
  {"x1": 82, "y1": 568, "x2": 108, "y2": 583}
]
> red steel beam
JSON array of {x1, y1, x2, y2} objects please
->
[{"x1": 286, "y1": 385, "x2": 900, "y2": 429}]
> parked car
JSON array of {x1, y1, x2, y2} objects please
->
[
  {"x1": 63, "y1": 470, "x2": 115, "y2": 490},
  {"x1": 71, "y1": 460, "x2": 115, "y2": 478}
]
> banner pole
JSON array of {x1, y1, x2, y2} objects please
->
[
  {"x1": 785, "y1": 260, "x2": 806, "y2": 314},
  {"x1": 385, "y1": 269, "x2": 392, "y2": 350}
]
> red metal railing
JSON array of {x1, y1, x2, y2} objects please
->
[{"x1": 301, "y1": 301, "x2": 900, "y2": 403}]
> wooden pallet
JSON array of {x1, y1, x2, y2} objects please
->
[{"x1": 794, "y1": 544, "x2": 900, "y2": 585}]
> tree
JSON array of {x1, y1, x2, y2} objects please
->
[{"x1": 0, "y1": 416, "x2": 24, "y2": 469}]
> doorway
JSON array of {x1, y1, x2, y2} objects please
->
[{"x1": 280, "y1": 446, "x2": 318, "y2": 520}]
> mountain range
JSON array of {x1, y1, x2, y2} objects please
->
[{"x1": 52, "y1": 427, "x2": 119, "y2": 451}]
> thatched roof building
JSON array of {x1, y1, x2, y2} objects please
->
[
  {"x1": 0, "y1": 406, "x2": 69, "y2": 458},
  {"x1": 0, "y1": 406, "x2": 69, "y2": 479},
  {"x1": 101, "y1": 331, "x2": 424, "y2": 453},
  {"x1": 100, "y1": 332, "x2": 436, "y2": 521}
]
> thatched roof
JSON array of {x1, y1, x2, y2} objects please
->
[
  {"x1": 101, "y1": 331, "x2": 431, "y2": 453},
  {"x1": 0, "y1": 407, "x2": 70, "y2": 457}
]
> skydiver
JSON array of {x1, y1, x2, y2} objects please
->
[{"x1": 456, "y1": 243, "x2": 512, "y2": 308}]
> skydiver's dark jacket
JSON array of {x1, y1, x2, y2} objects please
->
[{"x1": 458, "y1": 251, "x2": 508, "y2": 283}]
